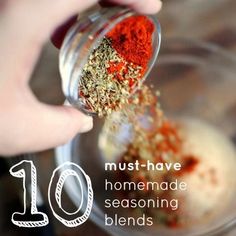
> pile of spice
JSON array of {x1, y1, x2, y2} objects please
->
[
  {"x1": 79, "y1": 16, "x2": 154, "y2": 117},
  {"x1": 101, "y1": 82, "x2": 236, "y2": 228},
  {"x1": 120, "y1": 86, "x2": 200, "y2": 227},
  {"x1": 100, "y1": 85, "x2": 200, "y2": 228}
]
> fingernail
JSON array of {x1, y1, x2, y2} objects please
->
[
  {"x1": 80, "y1": 116, "x2": 93, "y2": 133},
  {"x1": 157, "y1": 0, "x2": 163, "y2": 10}
]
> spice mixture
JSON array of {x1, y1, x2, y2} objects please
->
[
  {"x1": 108, "y1": 86, "x2": 200, "y2": 227},
  {"x1": 77, "y1": 11, "x2": 236, "y2": 229},
  {"x1": 100, "y1": 81, "x2": 236, "y2": 228},
  {"x1": 79, "y1": 16, "x2": 154, "y2": 117}
]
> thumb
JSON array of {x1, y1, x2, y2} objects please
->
[{"x1": 27, "y1": 103, "x2": 93, "y2": 151}]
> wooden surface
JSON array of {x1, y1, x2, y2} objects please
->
[{"x1": 1, "y1": 1, "x2": 236, "y2": 236}]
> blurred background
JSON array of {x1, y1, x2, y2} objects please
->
[{"x1": 0, "y1": 0, "x2": 236, "y2": 235}]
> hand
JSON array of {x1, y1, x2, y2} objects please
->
[{"x1": 0, "y1": 0, "x2": 162, "y2": 156}]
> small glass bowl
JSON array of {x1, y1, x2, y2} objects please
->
[
  {"x1": 59, "y1": 7, "x2": 161, "y2": 116},
  {"x1": 56, "y1": 38, "x2": 236, "y2": 236}
]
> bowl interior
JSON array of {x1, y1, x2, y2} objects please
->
[{"x1": 56, "y1": 39, "x2": 236, "y2": 236}]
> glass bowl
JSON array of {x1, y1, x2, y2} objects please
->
[
  {"x1": 59, "y1": 7, "x2": 161, "y2": 116},
  {"x1": 56, "y1": 38, "x2": 236, "y2": 236}
]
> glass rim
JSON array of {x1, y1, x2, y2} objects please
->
[{"x1": 59, "y1": 7, "x2": 161, "y2": 116}]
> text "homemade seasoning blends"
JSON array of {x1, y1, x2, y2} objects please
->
[{"x1": 79, "y1": 16, "x2": 154, "y2": 117}]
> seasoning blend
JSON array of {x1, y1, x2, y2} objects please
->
[
  {"x1": 80, "y1": 16, "x2": 154, "y2": 117},
  {"x1": 99, "y1": 85, "x2": 236, "y2": 228},
  {"x1": 59, "y1": 8, "x2": 161, "y2": 117}
]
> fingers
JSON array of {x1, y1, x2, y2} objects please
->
[
  {"x1": 106, "y1": 0, "x2": 162, "y2": 14},
  {"x1": 39, "y1": 0, "x2": 98, "y2": 35},
  {"x1": 51, "y1": 0, "x2": 162, "y2": 49},
  {"x1": 1, "y1": 0, "x2": 98, "y2": 43},
  {"x1": 0, "y1": 84, "x2": 93, "y2": 156},
  {"x1": 27, "y1": 103, "x2": 93, "y2": 151},
  {"x1": 0, "y1": 0, "x2": 98, "y2": 84},
  {"x1": 8, "y1": 104, "x2": 93, "y2": 155}
]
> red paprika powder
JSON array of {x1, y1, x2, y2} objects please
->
[{"x1": 107, "y1": 15, "x2": 154, "y2": 69}]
